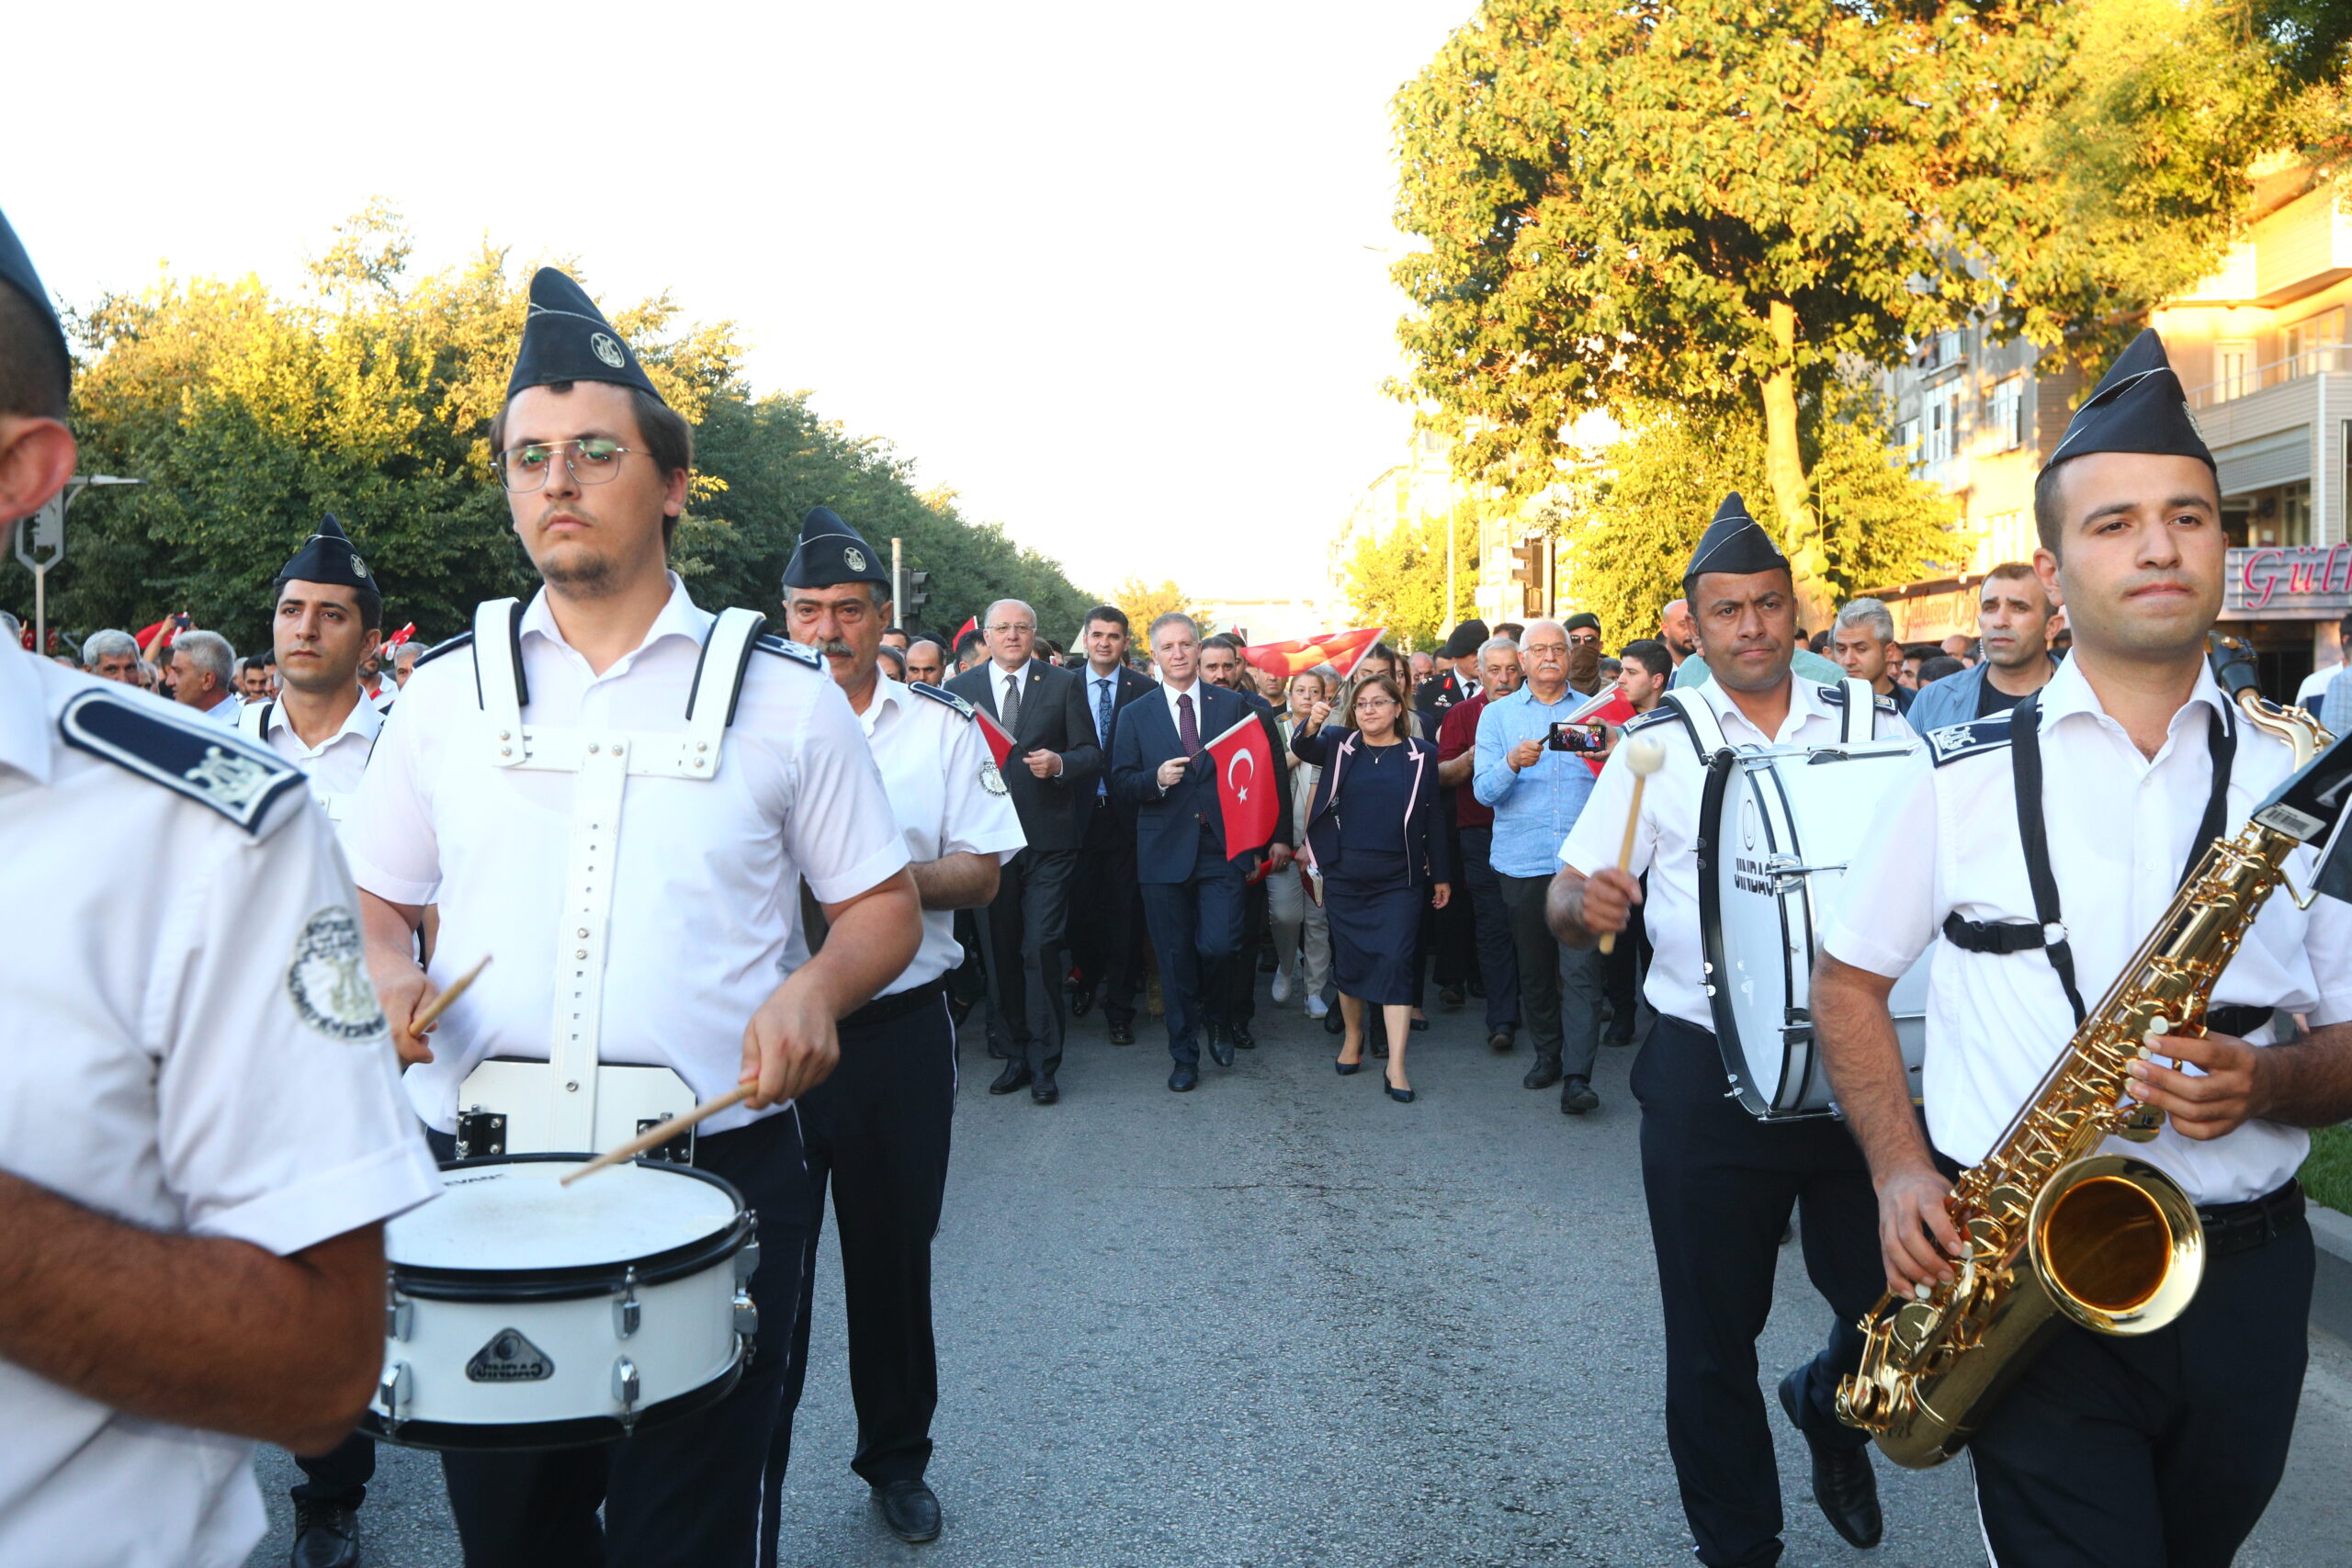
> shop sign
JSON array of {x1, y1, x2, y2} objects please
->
[{"x1": 2229, "y1": 546, "x2": 2352, "y2": 614}]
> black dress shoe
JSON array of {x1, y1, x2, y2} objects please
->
[
  {"x1": 1385, "y1": 1083, "x2": 1416, "y2": 1103},
  {"x1": 946, "y1": 994, "x2": 974, "y2": 1028},
  {"x1": 1439, "y1": 985, "x2": 1465, "y2": 1009},
  {"x1": 1370, "y1": 1037, "x2": 1388, "y2": 1059},
  {"x1": 873, "y1": 1478, "x2": 943, "y2": 1544},
  {"x1": 1206, "y1": 1028, "x2": 1235, "y2": 1068},
  {"x1": 1560, "y1": 1077, "x2": 1600, "y2": 1115},
  {"x1": 290, "y1": 1501, "x2": 360, "y2": 1568},
  {"x1": 1323, "y1": 1007, "x2": 1346, "y2": 1035},
  {"x1": 1031, "y1": 1078, "x2": 1059, "y2": 1105},
  {"x1": 1169, "y1": 1061, "x2": 1199, "y2": 1092},
  {"x1": 1069, "y1": 989, "x2": 1094, "y2": 1018},
  {"x1": 1108, "y1": 1021, "x2": 1136, "y2": 1045},
  {"x1": 1334, "y1": 1055, "x2": 1363, "y2": 1076},
  {"x1": 1522, "y1": 1055, "x2": 1563, "y2": 1090},
  {"x1": 1258, "y1": 950, "x2": 1278, "y2": 973},
  {"x1": 1409, "y1": 1015, "x2": 1430, "y2": 1032},
  {"x1": 1780, "y1": 1368, "x2": 1883, "y2": 1549},
  {"x1": 1229, "y1": 1021, "x2": 1256, "y2": 1050},
  {"x1": 1487, "y1": 1029, "x2": 1516, "y2": 1053},
  {"x1": 988, "y1": 1061, "x2": 1033, "y2": 1095}
]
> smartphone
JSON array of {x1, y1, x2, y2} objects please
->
[{"x1": 1546, "y1": 720, "x2": 1609, "y2": 754}]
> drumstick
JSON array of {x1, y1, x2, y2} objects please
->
[
  {"x1": 411, "y1": 954, "x2": 492, "y2": 1035},
  {"x1": 560, "y1": 1083, "x2": 752, "y2": 1186},
  {"x1": 1599, "y1": 738, "x2": 1668, "y2": 955}
]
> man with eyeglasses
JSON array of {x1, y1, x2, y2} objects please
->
[
  {"x1": 345, "y1": 267, "x2": 920, "y2": 1566},
  {"x1": 945, "y1": 598, "x2": 1101, "y2": 1102}
]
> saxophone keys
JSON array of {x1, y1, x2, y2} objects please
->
[{"x1": 2117, "y1": 1102, "x2": 2166, "y2": 1143}]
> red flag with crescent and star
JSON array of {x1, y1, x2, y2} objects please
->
[
  {"x1": 973, "y1": 705, "x2": 1017, "y2": 771},
  {"x1": 1242, "y1": 626, "x2": 1385, "y2": 680},
  {"x1": 1203, "y1": 715, "x2": 1278, "y2": 860}
]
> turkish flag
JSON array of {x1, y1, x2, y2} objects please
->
[
  {"x1": 1566, "y1": 685, "x2": 1638, "y2": 775},
  {"x1": 381, "y1": 622, "x2": 417, "y2": 649},
  {"x1": 974, "y1": 706, "x2": 1017, "y2": 770},
  {"x1": 1243, "y1": 626, "x2": 1385, "y2": 680},
  {"x1": 1204, "y1": 716, "x2": 1279, "y2": 859}
]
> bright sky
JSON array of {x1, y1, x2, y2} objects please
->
[{"x1": 13, "y1": 1, "x2": 1473, "y2": 602}]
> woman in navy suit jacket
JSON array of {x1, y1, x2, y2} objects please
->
[{"x1": 1290, "y1": 671, "x2": 1452, "y2": 1102}]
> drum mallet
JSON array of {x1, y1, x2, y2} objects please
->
[
  {"x1": 1599, "y1": 737, "x2": 1668, "y2": 955},
  {"x1": 410, "y1": 953, "x2": 492, "y2": 1036},
  {"x1": 562, "y1": 1083, "x2": 753, "y2": 1186}
]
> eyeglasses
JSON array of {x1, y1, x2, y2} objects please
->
[
  {"x1": 1354, "y1": 695, "x2": 1397, "y2": 710},
  {"x1": 494, "y1": 437, "x2": 643, "y2": 493},
  {"x1": 987, "y1": 623, "x2": 1035, "y2": 636}
]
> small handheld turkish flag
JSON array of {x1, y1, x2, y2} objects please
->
[
  {"x1": 974, "y1": 706, "x2": 1017, "y2": 771},
  {"x1": 1204, "y1": 716, "x2": 1279, "y2": 860},
  {"x1": 1567, "y1": 685, "x2": 1638, "y2": 775}
]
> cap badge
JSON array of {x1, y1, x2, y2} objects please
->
[
  {"x1": 844, "y1": 547, "x2": 867, "y2": 571},
  {"x1": 349, "y1": 554, "x2": 369, "y2": 580},
  {"x1": 590, "y1": 333, "x2": 626, "y2": 369}
]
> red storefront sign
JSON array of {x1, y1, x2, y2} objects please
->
[{"x1": 2229, "y1": 546, "x2": 2352, "y2": 615}]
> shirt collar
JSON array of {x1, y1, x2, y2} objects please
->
[
  {"x1": 518, "y1": 571, "x2": 710, "y2": 668},
  {"x1": 860, "y1": 675, "x2": 910, "y2": 738},
  {"x1": 1700, "y1": 670, "x2": 1828, "y2": 744},
  {"x1": 2036, "y1": 649, "x2": 2231, "y2": 738},
  {"x1": 264, "y1": 689, "x2": 384, "y2": 750},
  {"x1": 0, "y1": 645, "x2": 53, "y2": 784}
]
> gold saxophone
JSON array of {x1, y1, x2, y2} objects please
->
[{"x1": 1836, "y1": 645, "x2": 2333, "y2": 1469}]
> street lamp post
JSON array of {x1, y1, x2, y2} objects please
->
[{"x1": 11, "y1": 474, "x2": 142, "y2": 656}]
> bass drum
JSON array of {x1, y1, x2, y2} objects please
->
[{"x1": 1698, "y1": 745, "x2": 1928, "y2": 1120}]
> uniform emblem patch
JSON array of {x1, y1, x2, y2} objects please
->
[
  {"x1": 288, "y1": 906, "x2": 390, "y2": 1043},
  {"x1": 590, "y1": 332, "x2": 627, "y2": 368},
  {"x1": 185, "y1": 745, "x2": 280, "y2": 814},
  {"x1": 349, "y1": 553, "x2": 369, "y2": 581},
  {"x1": 980, "y1": 761, "x2": 1009, "y2": 796},
  {"x1": 844, "y1": 546, "x2": 866, "y2": 571}
]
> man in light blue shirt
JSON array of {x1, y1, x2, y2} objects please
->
[{"x1": 1474, "y1": 617, "x2": 1605, "y2": 1112}]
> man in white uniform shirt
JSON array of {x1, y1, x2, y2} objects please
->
[
  {"x1": 345, "y1": 268, "x2": 920, "y2": 1567},
  {"x1": 0, "y1": 203, "x2": 438, "y2": 1568},
  {"x1": 240, "y1": 515, "x2": 385, "y2": 835},
  {"x1": 1551, "y1": 494, "x2": 1902, "y2": 1568},
  {"x1": 766, "y1": 508, "x2": 1025, "y2": 1547},
  {"x1": 1813, "y1": 329, "x2": 2352, "y2": 1568}
]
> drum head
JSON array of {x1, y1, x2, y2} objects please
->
[{"x1": 390, "y1": 1156, "x2": 745, "y2": 1290}]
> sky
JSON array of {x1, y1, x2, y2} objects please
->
[{"x1": 12, "y1": 0, "x2": 1476, "y2": 602}]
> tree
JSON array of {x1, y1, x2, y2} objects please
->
[
  {"x1": 1340, "y1": 507, "x2": 1479, "y2": 649},
  {"x1": 1110, "y1": 577, "x2": 1193, "y2": 635}
]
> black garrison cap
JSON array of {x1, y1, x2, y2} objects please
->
[
  {"x1": 1439, "y1": 618, "x2": 1490, "y2": 660},
  {"x1": 506, "y1": 267, "x2": 663, "y2": 405},
  {"x1": 783, "y1": 507, "x2": 891, "y2": 592},
  {"x1": 0, "y1": 206, "x2": 70, "y2": 400},
  {"x1": 275, "y1": 515, "x2": 382, "y2": 613},
  {"x1": 2041, "y1": 328, "x2": 2213, "y2": 475},
  {"x1": 1563, "y1": 611, "x2": 1601, "y2": 637},
  {"x1": 1683, "y1": 493, "x2": 1789, "y2": 592}
]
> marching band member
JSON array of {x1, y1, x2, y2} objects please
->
[
  {"x1": 767, "y1": 508, "x2": 1026, "y2": 1548},
  {"x1": 1814, "y1": 330, "x2": 2352, "y2": 1568},
  {"x1": 0, "y1": 206, "x2": 439, "y2": 1568},
  {"x1": 345, "y1": 267, "x2": 920, "y2": 1566},
  {"x1": 1549, "y1": 496, "x2": 1900, "y2": 1568}
]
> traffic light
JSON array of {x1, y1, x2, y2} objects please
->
[
  {"x1": 904, "y1": 569, "x2": 931, "y2": 627},
  {"x1": 1509, "y1": 540, "x2": 1544, "y2": 616}
]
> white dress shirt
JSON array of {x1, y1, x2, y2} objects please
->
[
  {"x1": 0, "y1": 648, "x2": 438, "y2": 1568},
  {"x1": 345, "y1": 578, "x2": 910, "y2": 1136},
  {"x1": 1559, "y1": 675, "x2": 1866, "y2": 1031},
  {"x1": 785, "y1": 677, "x2": 1025, "y2": 995},
  {"x1": 1822, "y1": 654, "x2": 2352, "y2": 1204},
  {"x1": 246, "y1": 693, "x2": 382, "y2": 837}
]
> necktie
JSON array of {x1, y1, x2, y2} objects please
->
[
  {"x1": 1001, "y1": 670, "x2": 1023, "y2": 733},
  {"x1": 1178, "y1": 692, "x2": 1199, "y2": 757},
  {"x1": 1095, "y1": 676, "x2": 1114, "y2": 797}
]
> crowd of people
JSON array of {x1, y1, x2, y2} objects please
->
[{"x1": 11, "y1": 194, "x2": 2352, "y2": 1568}]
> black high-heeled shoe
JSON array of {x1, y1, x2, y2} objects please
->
[
  {"x1": 1385, "y1": 1081, "x2": 1416, "y2": 1103},
  {"x1": 1334, "y1": 1055, "x2": 1363, "y2": 1076},
  {"x1": 1409, "y1": 1016, "x2": 1430, "y2": 1032}
]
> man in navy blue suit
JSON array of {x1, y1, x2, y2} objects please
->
[
  {"x1": 1066, "y1": 605, "x2": 1158, "y2": 1043},
  {"x1": 1110, "y1": 613, "x2": 1252, "y2": 1091}
]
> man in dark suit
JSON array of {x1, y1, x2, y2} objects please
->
[
  {"x1": 946, "y1": 598, "x2": 1100, "y2": 1102},
  {"x1": 1417, "y1": 620, "x2": 1487, "y2": 1007},
  {"x1": 1110, "y1": 614, "x2": 1258, "y2": 1092},
  {"x1": 1198, "y1": 634, "x2": 1295, "y2": 1050},
  {"x1": 1065, "y1": 605, "x2": 1158, "y2": 1043}
]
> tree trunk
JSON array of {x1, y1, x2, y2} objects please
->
[{"x1": 1761, "y1": 299, "x2": 1833, "y2": 633}]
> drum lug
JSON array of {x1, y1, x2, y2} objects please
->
[
  {"x1": 734, "y1": 1230, "x2": 761, "y2": 1285},
  {"x1": 732, "y1": 1285, "x2": 759, "y2": 1337},
  {"x1": 614, "y1": 1269, "x2": 640, "y2": 1340},
  {"x1": 385, "y1": 1292, "x2": 413, "y2": 1343},
  {"x1": 455, "y1": 1109, "x2": 507, "y2": 1160},
  {"x1": 372, "y1": 1359, "x2": 412, "y2": 1431},
  {"x1": 612, "y1": 1356, "x2": 640, "y2": 1428}
]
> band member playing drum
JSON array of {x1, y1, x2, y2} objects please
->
[
  {"x1": 1813, "y1": 330, "x2": 2352, "y2": 1568},
  {"x1": 1549, "y1": 495, "x2": 1901, "y2": 1568},
  {"x1": 345, "y1": 267, "x2": 921, "y2": 1566}
]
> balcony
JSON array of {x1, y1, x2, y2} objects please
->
[{"x1": 2188, "y1": 344, "x2": 2352, "y2": 411}]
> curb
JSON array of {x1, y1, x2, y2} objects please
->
[{"x1": 2309, "y1": 1203, "x2": 2352, "y2": 1344}]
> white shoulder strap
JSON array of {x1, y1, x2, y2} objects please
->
[
  {"x1": 1662, "y1": 685, "x2": 1730, "y2": 759},
  {"x1": 235, "y1": 699, "x2": 271, "y2": 741},
  {"x1": 1840, "y1": 676, "x2": 1877, "y2": 744},
  {"x1": 470, "y1": 599, "x2": 526, "y2": 766},
  {"x1": 680, "y1": 608, "x2": 765, "y2": 773}
]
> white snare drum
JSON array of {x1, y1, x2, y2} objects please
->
[
  {"x1": 1698, "y1": 742, "x2": 1928, "y2": 1120},
  {"x1": 365, "y1": 1155, "x2": 757, "y2": 1450}
]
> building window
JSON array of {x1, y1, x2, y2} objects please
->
[
  {"x1": 1927, "y1": 401, "x2": 1949, "y2": 465},
  {"x1": 2285, "y1": 310, "x2": 2345, "y2": 381},
  {"x1": 2215, "y1": 340, "x2": 2255, "y2": 402},
  {"x1": 1895, "y1": 417, "x2": 1920, "y2": 469},
  {"x1": 1986, "y1": 377, "x2": 2025, "y2": 452},
  {"x1": 1981, "y1": 510, "x2": 2034, "y2": 566}
]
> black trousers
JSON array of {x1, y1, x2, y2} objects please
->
[
  {"x1": 431, "y1": 1110, "x2": 814, "y2": 1568},
  {"x1": 1969, "y1": 1205, "x2": 2312, "y2": 1568},
  {"x1": 1218, "y1": 869, "x2": 1271, "y2": 1027},
  {"x1": 1067, "y1": 804, "x2": 1142, "y2": 1026},
  {"x1": 1601, "y1": 892, "x2": 1651, "y2": 1042},
  {"x1": 1634, "y1": 1016, "x2": 1883, "y2": 1568},
  {"x1": 1138, "y1": 840, "x2": 1246, "y2": 1065},
  {"x1": 764, "y1": 990, "x2": 956, "y2": 1560},
  {"x1": 1457, "y1": 826, "x2": 1519, "y2": 1035},
  {"x1": 1428, "y1": 820, "x2": 1474, "y2": 989},
  {"x1": 981, "y1": 847, "x2": 1078, "y2": 1079},
  {"x1": 291, "y1": 1430, "x2": 375, "y2": 1510}
]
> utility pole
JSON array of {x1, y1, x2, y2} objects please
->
[
  {"x1": 890, "y1": 536, "x2": 904, "y2": 624},
  {"x1": 12, "y1": 474, "x2": 141, "y2": 656},
  {"x1": 1443, "y1": 510, "x2": 1457, "y2": 636}
]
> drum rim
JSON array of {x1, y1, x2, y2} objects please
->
[
  {"x1": 362, "y1": 1342, "x2": 747, "y2": 1451},
  {"x1": 391, "y1": 1154, "x2": 753, "y2": 1302}
]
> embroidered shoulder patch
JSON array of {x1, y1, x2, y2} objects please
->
[
  {"x1": 287, "y1": 906, "x2": 390, "y2": 1043},
  {"x1": 752, "y1": 634, "x2": 823, "y2": 669},
  {"x1": 1622, "y1": 705, "x2": 1682, "y2": 736},
  {"x1": 1924, "y1": 712, "x2": 2017, "y2": 768},
  {"x1": 59, "y1": 691, "x2": 307, "y2": 834},
  {"x1": 911, "y1": 681, "x2": 976, "y2": 720}
]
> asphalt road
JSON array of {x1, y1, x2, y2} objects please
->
[{"x1": 249, "y1": 994, "x2": 2352, "y2": 1566}]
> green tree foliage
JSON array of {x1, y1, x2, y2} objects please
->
[
  {"x1": 1562, "y1": 384, "x2": 1961, "y2": 643},
  {"x1": 1110, "y1": 578, "x2": 1194, "y2": 635},
  {"x1": 3, "y1": 207, "x2": 1089, "y2": 653},
  {"x1": 1340, "y1": 503, "x2": 1480, "y2": 649}
]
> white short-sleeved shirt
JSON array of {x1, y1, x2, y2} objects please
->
[
  {"x1": 0, "y1": 648, "x2": 440, "y2": 1568},
  {"x1": 785, "y1": 677, "x2": 1026, "y2": 994},
  {"x1": 245, "y1": 693, "x2": 381, "y2": 835},
  {"x1": 344, "y1": 578, "x2": 910, "y2": 1135},
  {"x1": 1821, "y1": 654, "x2": 2352, "y2": 1205},
  {"x1": 1559, "y1": 676, "x2": 1882, "y2": 1030}
]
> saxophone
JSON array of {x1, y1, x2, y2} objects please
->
[{"x1": 1835, "y1": 640, "x2": 2335, "y2": 1469}]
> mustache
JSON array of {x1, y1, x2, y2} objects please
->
[{"x1": 817, "y1": 638, "x2": 856, "y2": 660}]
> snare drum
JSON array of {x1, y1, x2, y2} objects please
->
[
  {"x1": 1697, "y1": 743, "x2": 1928, "y2": 1120},
  {"x1": 365, "y1": 1155, "x2": 758, "y2": 1450}
]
